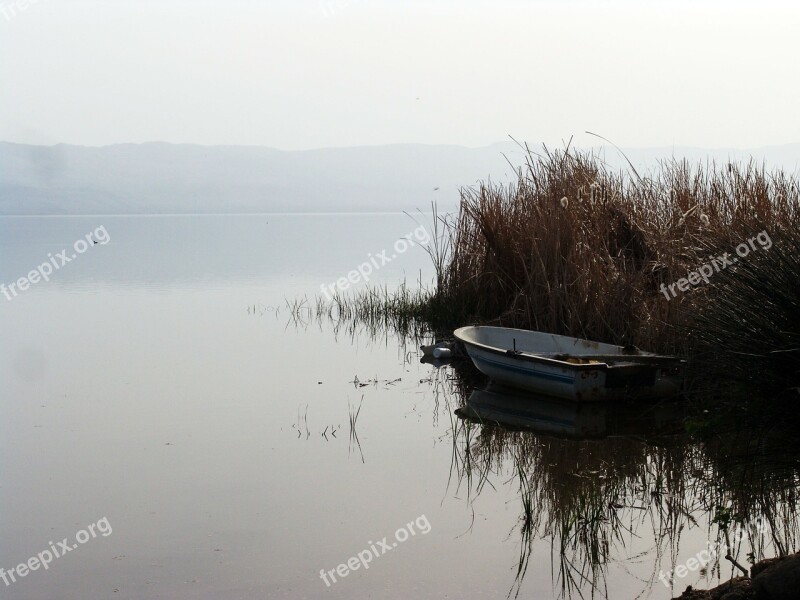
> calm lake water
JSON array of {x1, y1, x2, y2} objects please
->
[{"x1": 0, "y1": 215, "x2": 794, "y2": 599}]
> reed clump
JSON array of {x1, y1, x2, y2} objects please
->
[
  {"x1": 432, "y1": 146, "x2": 800, "y2": 357},
  {"x1": 308, "y1": 146, "x2": 800, "y2": 390},
  {"x1": 690, "y1": 230, "x2": 800, "y2": 394}
]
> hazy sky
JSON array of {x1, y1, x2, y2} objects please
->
[{"x1": 1, "y1": 0, "x2": 798, "y2": 150}]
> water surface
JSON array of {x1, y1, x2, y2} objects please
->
[{"x1": 1, "y1": 215, "x2": 795, "y2": 599}]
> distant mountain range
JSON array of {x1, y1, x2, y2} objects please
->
[{"x1": 1, "y1": 141, "x2": 798, "y2": 215}]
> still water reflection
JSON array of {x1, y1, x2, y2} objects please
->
[{"x1": 0, "y1": 215, "x2": 796, "y2": 599}]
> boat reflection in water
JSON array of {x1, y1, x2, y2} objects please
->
[
  {"x1": 445, "y1": 378, "x2": 800, "y2": 598},
  {"x1": 448, "y1": 382, "x2": 691, "y2": 596},
  {"x1": 455, "y1": 383, "x2": 685, "y2": 440}
]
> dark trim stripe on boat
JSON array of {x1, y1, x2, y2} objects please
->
[
  {"x1": 460, "y1": 337, "x2": 603, "y2": 370},
  {"x1": 473, "y1": 354, "x2": 576, "y2": 384}
]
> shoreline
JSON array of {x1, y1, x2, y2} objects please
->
[{"x1": 672, "y1": 553, "x2": 800, "y2": 600}]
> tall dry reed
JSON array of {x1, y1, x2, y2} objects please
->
[{"x1": 433, "y1": 146, "x2": 800, "y2": 355}]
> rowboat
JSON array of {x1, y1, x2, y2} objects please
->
[{"x1": 453, "y1": 326, "x2": 685, "y2": 401}]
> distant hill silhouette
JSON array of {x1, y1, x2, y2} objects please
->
[{"x1": 1, "y1": 141, "x2": 798, "y2": 215}]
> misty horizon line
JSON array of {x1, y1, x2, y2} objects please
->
[
  {"x1": 4, "y1": 139, "x2": 800, "y2": 154},
  {"x1": 2, "y1": 139, "x2": 798, "y2": 217}
]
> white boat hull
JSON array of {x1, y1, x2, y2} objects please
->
[{"x1": 454, "y1": 326, "x2": 684, "y2": 402}]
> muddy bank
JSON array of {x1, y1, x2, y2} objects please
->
[{"x1": 673, "y1": 554, "x2": 800, "y2": 600}]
